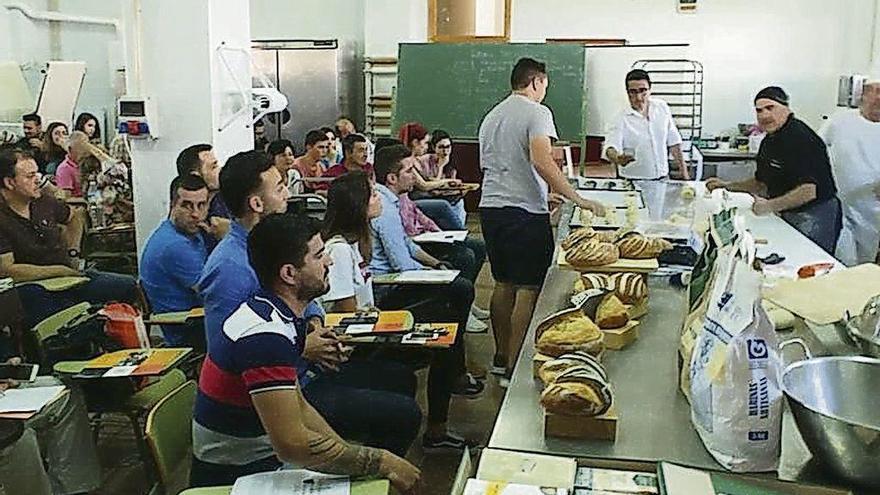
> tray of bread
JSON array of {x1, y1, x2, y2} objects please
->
[
  {"x1": 570, "y1": 206, "x2": 650, "y2": 229},
  {"x1": 575, "y1": 190, "x2": 645, "y2": 209},
  {"x1": 558, "y1": 228, "x2": 672, "y2": 273}
]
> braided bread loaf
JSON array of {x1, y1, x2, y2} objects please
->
[
  {"x1": 565, "y1": 238, "x2": 619, "y2": 268},
  {"x1": 538, "y1": 351, "x2": 607, "y2": 386},
  {"x1": 536, "y1": 313, "x2": 605, "y2": 358},
  {"x1": 615, "y1": 232, "x2": 673, "y2": 259}
]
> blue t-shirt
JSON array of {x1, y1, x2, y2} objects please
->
[
  {"x1": 140, "y1": 219, "x2": 207, "y2": 346},
  {"x1": 198, "y1": 221, "x2": 324, "y2": 352},
  {"x1": 205, "y1": 194, "x2": 233, "y2": 253}
]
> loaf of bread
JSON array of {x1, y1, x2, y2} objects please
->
[
  {"x1": 565, "y1": 239, "x2": 620, "y2": 268},
  {"x1": 595, "y1": 293, "x2": 630, "y2": 329},
  {"x1": 607, "y1": 273, "x2": 648, "y2": 304},
  {"x1": 615, "y1": 232, "x2": 673, "y2": 259},
  {"x1": 575, "y1": 273, "x2": 612, "y2": 294},
  {"x1": 540, "y1": 367, "x2": 613, "y2": 416},
  {"x1": 562, "y1": 228, "x2": 623, "y2": 252},
  {"x1": 538, "y1": 351, "x2": 607, "y2": 386},
  {"x1": 536, "y1": 313, "x2": 605, "y2": 358}
]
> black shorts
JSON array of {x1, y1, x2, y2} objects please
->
[{"x1": 480, "y1": 206, "x2": 553, "y2": 287}]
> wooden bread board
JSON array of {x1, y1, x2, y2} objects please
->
[
  {"x1": 557, "y1": 247, "x2": 659, "y2": 274},
  {"x1": 545, "y1": 406, "x2": 618, "y2": 440},
  {"x1": 601, "y1": 320, "x2": 639, "y2": 350},
  {"x1": 625, "y1": 298, "x2": 649, "y2": 320},
  {"x1": 764, "y1": 263, "x2": 880, "y2": 325}
]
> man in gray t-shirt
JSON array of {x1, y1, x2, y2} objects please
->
[{"x1": 478, "y1": 58, "x2": 603, "y2": 377}]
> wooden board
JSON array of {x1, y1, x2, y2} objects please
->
[
  {"x1": 557, "y1": 247, "x2": 659, "y2": 274},
  {"x1": 764, "y1": 263, "x2": 880, "y2": 325},
  {"x1": 601, "y1": 320, "x2": 639, "y2": 350},
  {"x1": 545, "y1": 406, "x2": 618, "y2": 440},
  {"x1": 625, "y1": 298, "x2": 649, "y2": 320}
]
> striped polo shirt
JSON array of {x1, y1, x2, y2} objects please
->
[{"x1": 192, "y1": 290, "x2": 314, "y2": 466}]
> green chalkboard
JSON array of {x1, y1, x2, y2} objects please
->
[{"x1": 392, "y1": 43, "x2": 587, "y2": 142}]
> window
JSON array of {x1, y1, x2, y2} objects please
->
[{"x1": 428, "y1": 0, "x2": 511, "y2": 42}]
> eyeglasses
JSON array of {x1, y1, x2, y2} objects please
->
[{"x1": 627, "y1": 88, "x2": 650, "y2": 96}]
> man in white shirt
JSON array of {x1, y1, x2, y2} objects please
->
[
  {"x1": 821, "y1": 69, "x2": 880, "y2": 265},
  {"x1": 604, "y1": 69, "x2": 690, "y2": 180}
]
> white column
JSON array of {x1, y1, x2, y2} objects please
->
[{"x1": 128, "y1": 0, "x2": 252, "y2": 253}]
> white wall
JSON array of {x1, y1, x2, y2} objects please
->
[
  {"x1": 0, "y1": 1, "x2": 126, "y2": 133},
  {"x1": 363, "y1": 0, "x2": 879, "y2": 135}
]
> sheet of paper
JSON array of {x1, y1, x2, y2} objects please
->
[
  {"x1": 660, "y1": 463, "x2": 716, "y2": 495},
  {"x1": 392, "y1": 269, "x2": 460, "y2": 283},
  {"x1": 231, "y1": 469, "x2": 350, "y2": 495},
  {"x1": 0, "y1": 385, "x2": 65, "y2": 413},
  {"x1": 344, "y1": 324, "x2": 375, "y2": 335},
  {"x1": 412, "y1": 230, "x2": 468, "y2": 244},
  {"x1": 103, "y1": 365, "x2": 138, "y2": 377}
]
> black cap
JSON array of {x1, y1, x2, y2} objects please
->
[{"x1": 754, "y1": 86, "x2": 789, "y2": 106}]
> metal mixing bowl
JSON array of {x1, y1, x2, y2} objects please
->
[{"x1": 783, "y1": 356, "x2": 880, "y2": 487}]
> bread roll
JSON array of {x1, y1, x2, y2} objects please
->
[
  {"x1": 561, "y1": 228, "x2": 596, "y2": 251},
  {"x1": 566, "y1": 239, "x2": 619, "y2": 268},
  {"x1": 595, "y1": 293, "x2": 629, "y2": 329},
  {"x1": 536, "y1": 313, "x2": 604, "y2": 358},
  {"x1": 615, "y1": 232, "x2": 673, "y2": 259}
]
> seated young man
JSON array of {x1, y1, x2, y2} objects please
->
[
  {"x1": 0, "y1": 147, "x2": 137, "y2": 328},
  {"x1": 191, "y1": 213, "x2": 420, "y2": 493},
  {"x1": 293, "y1": 130, "x2": 331, "y2": 193},
  {"x1": 176, "y1": 143, "x2": 230, "y2": 245},
  {"x1": 198, "y1": 152, "x2": 419, "y2": 456},
  {"x1": 140, "y1": 174, "x2": 211, "y2": 350},
  {"x1": 323, "y1": 134, "x2": 374, "y2": 187}
]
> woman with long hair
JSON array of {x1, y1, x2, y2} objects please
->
[
  {"x1": 42, "y1": 122, "x2": 68, "y2": 175},
  {"x1": 322, "y1": 170, "x2": 480, "y2": 450},
  {"x1": 398, "y1": 122, "x2": 466, "y2": 229},
  {"x1": 74, "y1": 112, "x2": 102, "y2": 146},
  {"x1": 322, "y1": 170, "x2": 380, "y2": 311}
]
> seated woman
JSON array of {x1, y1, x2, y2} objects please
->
[
  {"x1": 74, "y1": 112, "x2": 104, "y2": 147},
  {"x1": 321, "y1": 171, "x2": 481, "y2": 450},
  {"x1": 42, "y1": 122, "x2": 68, "y2": 175},
  {"x1": 398, "y1": 122, "x2": 465, "y2": 230},
  {"x1": 266, "y1": 139, "x2": 297, "y2": 192}
]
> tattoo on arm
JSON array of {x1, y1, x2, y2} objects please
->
[{"x1": 306, "y1": 432, "x2": 383, "y2": 476}]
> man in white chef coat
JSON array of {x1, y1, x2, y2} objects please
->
[
  {"x1": 604, "y1": 69, "x2": 690, "y2": 180},
  {"x1": 821, "y1": 67, "x2": 880, "y2": 265}
]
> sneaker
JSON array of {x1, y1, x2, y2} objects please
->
[
  {"x1": 468, "y1": 367, "x2": 488, "y2": 381},
  {"x1": 470, "y1": 304, "x2": 490, "y2": 320},
  {"x1": 422, "y1": 431, "x2": 479, "y2": 450},
  {"x1": 498, "y1": 376, "x2": 511, "y2": 389},
  {"x1": 451, "y1": 373, "x2": 485, "y2": 398},
  {"x1": 466, "y1": 314, "x2": 489, "y2": 333},
  {"x1": 490, "y1": 354, "x2": 507, "y2": 376}
]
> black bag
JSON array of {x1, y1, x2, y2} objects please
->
[{"x1": 41, "y1": 306, "x2": 121, "y2": 366}]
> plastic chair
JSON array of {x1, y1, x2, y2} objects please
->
[
  {"x1": 32, "y1": 302, "x2": 92, "y2": 343},
  {"x1": 145, "y1": 380, "x2": 197, "y2": 495}
]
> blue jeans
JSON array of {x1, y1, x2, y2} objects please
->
[
  {"x1": 415, "y1": 198, "x2": 466, "y2": 230},
  {"x1": 302, "y1": 360, "x2": 421, "y2": 457},
  {"x1": 17, "y1": 269, "x2": 138, "y2": 329}
]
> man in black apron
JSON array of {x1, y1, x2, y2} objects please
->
[{"x1": 707, "y1": 86, "x2": 841, "y2": 254}]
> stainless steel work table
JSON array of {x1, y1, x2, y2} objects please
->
[{"x1": 488, "y1": 181, "x2": 859, "y2": 492}]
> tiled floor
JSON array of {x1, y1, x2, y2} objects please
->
[{"x1": 92, "y1": 226, "x2": 507, "y2": 495}]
